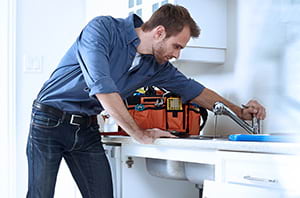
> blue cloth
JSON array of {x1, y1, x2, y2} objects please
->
[
  {"x1": 26, "y1": 108, "x2": 113, "y2": 197},
  {"x1": 37, "y1": 14, "x2": 205, "y2": 115}
]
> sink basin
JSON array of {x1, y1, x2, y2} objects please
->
[
  {"x1": 145, "y1": 158, "x2": 215, "y2": 184},
  {"x1": 146, "y1": 158, "x2": 186, "y2": 180}
]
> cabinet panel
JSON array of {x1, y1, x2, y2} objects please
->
[
  {"x1": 203, "y1": 180, "x2": 284, "y2": 198},
  {"x1": 224, "y1": 158, "x2": 285, "y2": 189},
  {"x1": 218, "y1": 151, "x2": 300, "y2": 192},
  {"x1": 179, "y1": 46, "x2": 225, "y2": 64}
]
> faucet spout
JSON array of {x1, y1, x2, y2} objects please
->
[{"x1": 212, "y1": 102, "x2": 261, "y2": 134}]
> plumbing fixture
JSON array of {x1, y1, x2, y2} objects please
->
[{"x1": 212, "y1": 102, "x2": 261, "y2": 134}]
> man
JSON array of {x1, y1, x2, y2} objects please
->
[{"x1": 27, "y1": 3, "x2": 266, "y2": 198}]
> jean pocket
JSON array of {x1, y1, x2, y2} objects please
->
[{"x1": 31, "y1": 112, "x2": 61, "y2": 129}]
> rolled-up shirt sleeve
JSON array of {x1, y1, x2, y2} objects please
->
[
  {"x1": 150, "y1": 63, "x2": 205, "y2": 103},
  {"x1": 75, "y1": 17, "x2": 119, "y2": 97}
]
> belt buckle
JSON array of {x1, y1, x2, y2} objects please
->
[{"x1": 70, "y1": 114, "x2": 82, "y2": 126}]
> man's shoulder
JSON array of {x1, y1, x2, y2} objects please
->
[{"x1": 88, "y1": 15, "x2": 125, "y2": 27}]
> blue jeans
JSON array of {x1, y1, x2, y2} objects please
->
[{"x1": 26, "y1": 108, "x2": 113, "y2": 198}]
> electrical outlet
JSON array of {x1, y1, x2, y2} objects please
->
[{"x1": 23, "y1": 55, "x2": 43, "y2": 73}]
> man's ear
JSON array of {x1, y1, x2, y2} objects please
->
[{"x1": 153, "y1": 25, "x2": 166, "y2": 40}]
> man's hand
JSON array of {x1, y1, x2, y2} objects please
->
[
  {"x1": 241, "y1": 100, "x2": 266, "y2": 120},
  {"x1": 133, "y1": 128, "x2": 177, "y2": 144}
]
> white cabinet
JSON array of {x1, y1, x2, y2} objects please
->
[
  {"x1": 202, "y1": 180, "x2": 284, "y2": 198},
  {"x1": 103, "y1": 137, "x2": 300, "y2": 198},
  {"x1": 174, "y1": 0, "x2": 227, "y2": 63},
  {"x1": 214, "y1": 151, "x2": 300, "y2": 198}
]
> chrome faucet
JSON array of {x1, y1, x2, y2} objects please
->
[{"x1": 212, "y1": 102, "x2": 261, "y2": 134}]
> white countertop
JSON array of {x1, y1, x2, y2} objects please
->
[{"x1": 102, "y1": 136, "x2": 300, "y2": 155}]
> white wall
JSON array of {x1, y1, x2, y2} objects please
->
[
  {"x1": 175, "y1": 0, "x2": 300, "y2": 136},
  {"x1": 86, "y1": 0, "x2": 127, "y2": 21},
  {"x1": 16, "y1": 0, "x2": 86, "y2": 196}
]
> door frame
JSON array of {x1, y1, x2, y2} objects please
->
[{"x1": 0, "y1": 0, "x2": 17, "y2": 196}]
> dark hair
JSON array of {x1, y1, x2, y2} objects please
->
[{"x1": 141, "y1": 4, "x2": 200, "y2": 38}]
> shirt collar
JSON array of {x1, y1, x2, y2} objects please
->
[{"x1": 124, "y1": 14, "x2": 143, "y2": 47}]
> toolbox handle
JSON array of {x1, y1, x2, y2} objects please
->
[{"x1": 141, "y1": 97, "x2": 164, "y2": 105}]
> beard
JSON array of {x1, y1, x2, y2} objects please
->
[{"x1": 152, "y1": 41, "x2": 168, "y2": 64}]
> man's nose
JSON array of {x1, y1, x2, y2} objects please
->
[{"x1": 172, "y1": 50, "x2": 180, "y2": 59}]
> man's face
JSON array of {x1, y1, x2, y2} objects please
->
[{"x1": 152, "y1": 26, "x2": 191, "y2": 64}]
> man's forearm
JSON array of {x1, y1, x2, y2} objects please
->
[
  {"x1": 96, "y1": 92, "x2": 143, "y2": 137},
  {"x1": 191, "y1": 88, "x2": 242, "y2": 118}
]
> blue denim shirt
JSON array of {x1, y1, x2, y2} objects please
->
[{"x1": 37, "y1": 14, "x2": 205, "y2": 115}]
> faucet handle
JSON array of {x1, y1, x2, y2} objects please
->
[
  {"x1": 252, "y1": 117, "x2": 261, "y2": 134},
  {"x1": 243, "y1": 104, "x2": 262, "y2": 134}
]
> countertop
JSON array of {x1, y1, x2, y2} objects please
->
[{"x1": 102, "y1": 136, "x2": 300, "y2": 155}]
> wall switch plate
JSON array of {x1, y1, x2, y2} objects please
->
[{"x1": 23, "y1": 55, "x2": 43, "y2": 73}]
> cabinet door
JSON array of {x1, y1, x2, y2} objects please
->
[
  {"x1": 175, "y1": 0, "x2": 227, "y2": 49},
  {"x1": 217, "y1": 151, "x2": 300, "y2": 192},
  {"x1": 202, "y1": 180, "x2": 284, "y2": 198}
]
